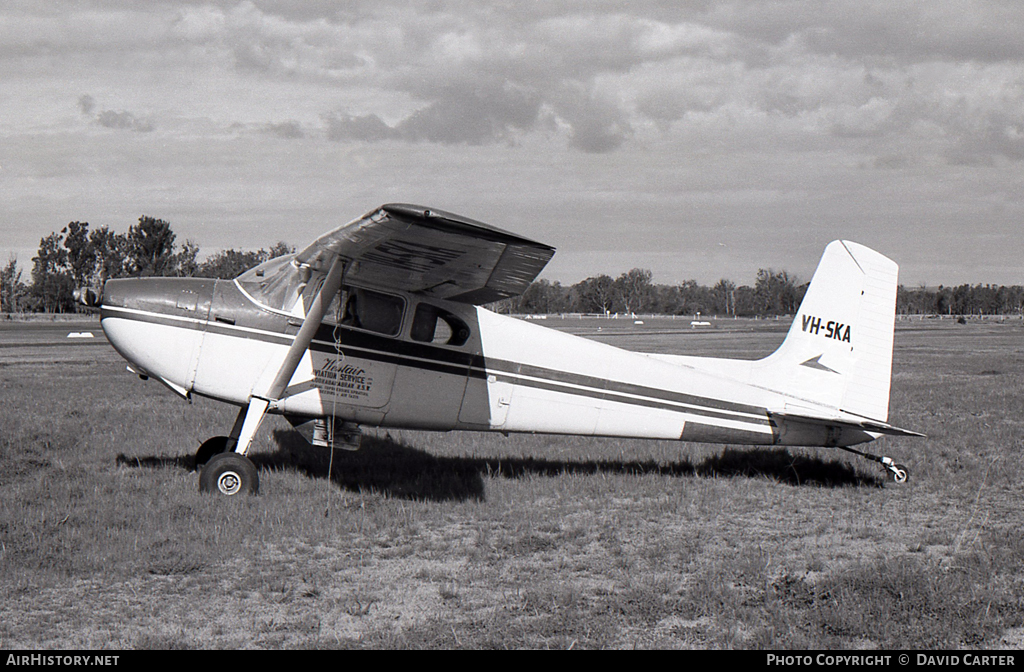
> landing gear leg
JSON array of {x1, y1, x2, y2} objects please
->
[
  {"x1": 198, "y1": 399, "x2": 269, "y2": 495},
  {"x1": 197, "y1": 254, "x2": 348, "y2": 498},
  {"x1": 837, "y1": 445, "x2": 909, "y2": 484}
]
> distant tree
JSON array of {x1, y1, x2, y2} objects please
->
[
  {"x1": 175, "y1": 239, "x2": 201, "y2": 277},
  {"x1": 676, "y1": 279, "x2": 717, "y2": 316},
  {"x1": 512, "y1": 279, "x2": 571, "y2": 314},
  {"x1": 898, "y1": 283, "x2": 1024, "y2": 316},
  {"x1": 733, "y1": 285, "x2": 758, "y2": 317},
  {"x1": 616, "y1": 268, "x2": 654, "y2": 315},
  {"x1": 996, "y1": 285, "x2": 1024, "y2": 315},
  {"x1": 486, "y1": 297, "x2": 514, "y2": 314},
  {"x1": 62, "y1": 221, "x2": 97, "y2": 288},
  {"x1": 1, "y1": 255, "x2": 27, "y2": 313},
  {"x1": 197, "y1": 243, "x2": 294, "y2": 279},
  {"x1": 126, "y1": 215, "x2": 177, "y2": 276},
  {"x1": 651, "y1": 283, "x2": 683, "y2": 314},
  {"x1": 934, "y1": 286, "x2": 952, "y2": 315},
  {"x1": 266, "y1": 241, "x2": 294, "y2": 259},
  {"x1": 571, "y1": 274, "x2": 616, "y2": 314},
  {"x1": 754, "y1": 269, "x2": 801, "y2": 316},
  {"x1": 199, "y1": 249, "x2": 266, "y2": 279},
  {"x1": 31, "y1": 232, "x2": 75, "y2": 313},
  {"x1": 713, "y1": 279, "x2": 736, "y2": 317},
  {"x1": 90, "y1": 225, "x2": 128, "y2": 283},
  {"x1": 22, "y1": 212, "x2": 304, "y2": 312}
]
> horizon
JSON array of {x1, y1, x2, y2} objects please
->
[
  {"x1": 5, "y1": 223, "x2": 1021, "y2": 291},
  {"x1": 2, "y1": 2, "x2": 1022, "y2": 289}
]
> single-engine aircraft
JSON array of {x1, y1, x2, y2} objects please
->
[{"x1": 80, "y1": 204, "x2": 923, "y2": 496}]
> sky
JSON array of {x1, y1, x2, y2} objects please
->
[{"x1": 2, "y1": 0, "x2": 1022, "y2": 288}]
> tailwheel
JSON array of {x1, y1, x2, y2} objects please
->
[
  {"x1": 837, "y1": 446, "x2": 909, "y2": 484},
  {"x1": 880, "y1": 456, "x2": 908, "y2": 483},
  {"x1": 194, "y1": 436, "x2": 232, "y2": 470},
  {"x1": 199, "y1": 451, "x2": 259, "y2": 496}
]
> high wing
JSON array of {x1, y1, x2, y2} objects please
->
[
  {"x1": 310, "y1": 204, "x2": 555, "y2": 300},
  {"x1": 222, "y1": 204, "x2": 555, "y2": 459},
  {"x1": 236, "y1": 204, "x2": 555, "y2": 314}
]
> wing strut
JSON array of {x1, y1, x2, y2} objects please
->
[{"x1": 230, "y1": 254, "x2": 347, "y2": 456}]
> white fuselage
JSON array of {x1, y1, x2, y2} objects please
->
[{"x1": 100, "y1": 276, "x2": 877, "y2": 449}]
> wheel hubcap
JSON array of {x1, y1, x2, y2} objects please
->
[{"x1": 217, "y1": 471, "x2": 242, "y2": 495}]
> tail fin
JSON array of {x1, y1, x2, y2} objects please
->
[{"x1": 754, "y1": 240, "x2": 898, "y2": 422}]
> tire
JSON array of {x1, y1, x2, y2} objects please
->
[
  {"x1": 199, "y1": 451, "x2": 259, "y2": 496},
  {"x1": 891, "y1": 464, "x2": 909, "y2": 484},
  {"x1": 194, "y1": 436, "x2": 232, "y2": 470}
]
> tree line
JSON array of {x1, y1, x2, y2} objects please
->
[
  {"x1": 492, "y1": 269, "x2": 805, "y2": 317},
  {"x1": 496, "y1": 273, "x2": 1024, "y2": 318},
  {"x1": 3, "y1": 217, "x2": 1021, "y2": 317},
  {"x1": 2, "y1": 217, "x2": 291, "y2": 313}
]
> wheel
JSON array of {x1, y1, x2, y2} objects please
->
[
  {"x1": 891, "y1": 464, "x2": 908, "y2": 484},
  {"x1": 194, "y1": 436, "x2": 232, "y2": 470},
  {"x1": 199, "y1": 451, "x2": 259, "y2": 496}
]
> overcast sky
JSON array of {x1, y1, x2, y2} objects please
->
[{"x1": 2, "y1": 1, "x2": 1022, "y2": 287}]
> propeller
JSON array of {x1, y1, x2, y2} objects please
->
[{"x1": 74, "y1": 286, "x2": 102, "y2": 308}]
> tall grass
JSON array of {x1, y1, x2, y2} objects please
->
[{"x1": 2, "y1": 319, "x2": 1023, "y2": 648}]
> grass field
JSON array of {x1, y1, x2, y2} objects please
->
[{"x1": 1, "y1": 315, "x2": 1023, "y2": 649}]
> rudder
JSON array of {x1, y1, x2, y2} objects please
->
[{"x1": 753, "y1": 240, "x2": 899, "y2": 422}]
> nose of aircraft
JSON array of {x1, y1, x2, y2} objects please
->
[
  {"x1": 99, "y1": 277, "x2": 216, "y2": 399},
  {"x1": 99, "y1": 277, "x2": 215, "y2": 317}
]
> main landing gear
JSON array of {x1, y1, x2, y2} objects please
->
[
  {"x1": 197, "y1": 253, "x2": 348, "y2": 498},
  {"x1": 838, "y1": 445, "x2": 909, "y2": 483},
  {"x1": 195, "y1": 435, "x2": 259, "y2": 496},
  {"x1": 199, "y1": 451, "x2": 260, "y2": 496}
]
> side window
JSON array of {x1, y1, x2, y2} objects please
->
[
  {"x1": 411, "y1": 303, "x2": 470, "y2": 346},
  {"x1": 325, "y1": 287, "x2": 404, "y2": 336}
]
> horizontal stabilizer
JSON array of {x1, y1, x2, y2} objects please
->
[{"x1": 770, "y1": 410, "x2": 926, "y2": 438}]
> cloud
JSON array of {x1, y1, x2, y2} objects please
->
[
  {"x1": 399, "y1": 82, "x2": 544, "y2": 145},
  {"x1": 945, "y1": 110, "x2": 1024, "y2": 165},
  {"x1": 160, "y1": 4, "x2": 677, "y2": 151},
  {"x1": 323, "y1": 112, "x2": 397, "y2": 142},
  {"x1": 6, "y1": 2, "x2": 1024, "y2": 162},
  {"x1": 700, "y1": 0, "x2": 1024, "y2": 63},
  {"x1": 78, "y1": 94, "x2": 155, "y2": 132},
  {"x1": 78, "y1": 94, "x2": 95, "y2": 115},
  {"x1": 264, "y1": 120, "x2": 305, "y2": 139},
  {"x1": 323, "y1": 81, "x2": 544, "y2": 146},
  {"x1": 95, "y1": 110, "x2": 155, "y2": 133}
]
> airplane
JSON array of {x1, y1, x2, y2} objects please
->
[{"x1": 80, "y1": 203, "x2": 923, "y2": 496}]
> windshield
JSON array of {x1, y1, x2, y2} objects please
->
[{"x1": 235, "y1": 255, "x2": 307, "y2": 314}]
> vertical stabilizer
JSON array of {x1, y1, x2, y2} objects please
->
[{"x1": 753, "y1": 241, "x2": 899, "y2": 422}]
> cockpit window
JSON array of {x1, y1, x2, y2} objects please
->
[
  {"x1": 235, "y1": 255, "x2": 306, "y2": 313},
  {"x1": 411, "y1": 303, "x2": 470, "y2": 346},
  {"x1": 325, "y1": 286, "x2": 404, "y2": 336}
]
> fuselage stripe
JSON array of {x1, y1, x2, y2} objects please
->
[
  {"x1": 480, "y1": 359, "x2": 762, "y2": 416},
  {"x1": 102, "y1": 305, "x2": 767, "y2": 425},
  {"x1": 488, "y1": 372, "x2": 771, "y2": 427},
  {"x1": 487, "y1": 370, "x2": 769, "y2": 425}
]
